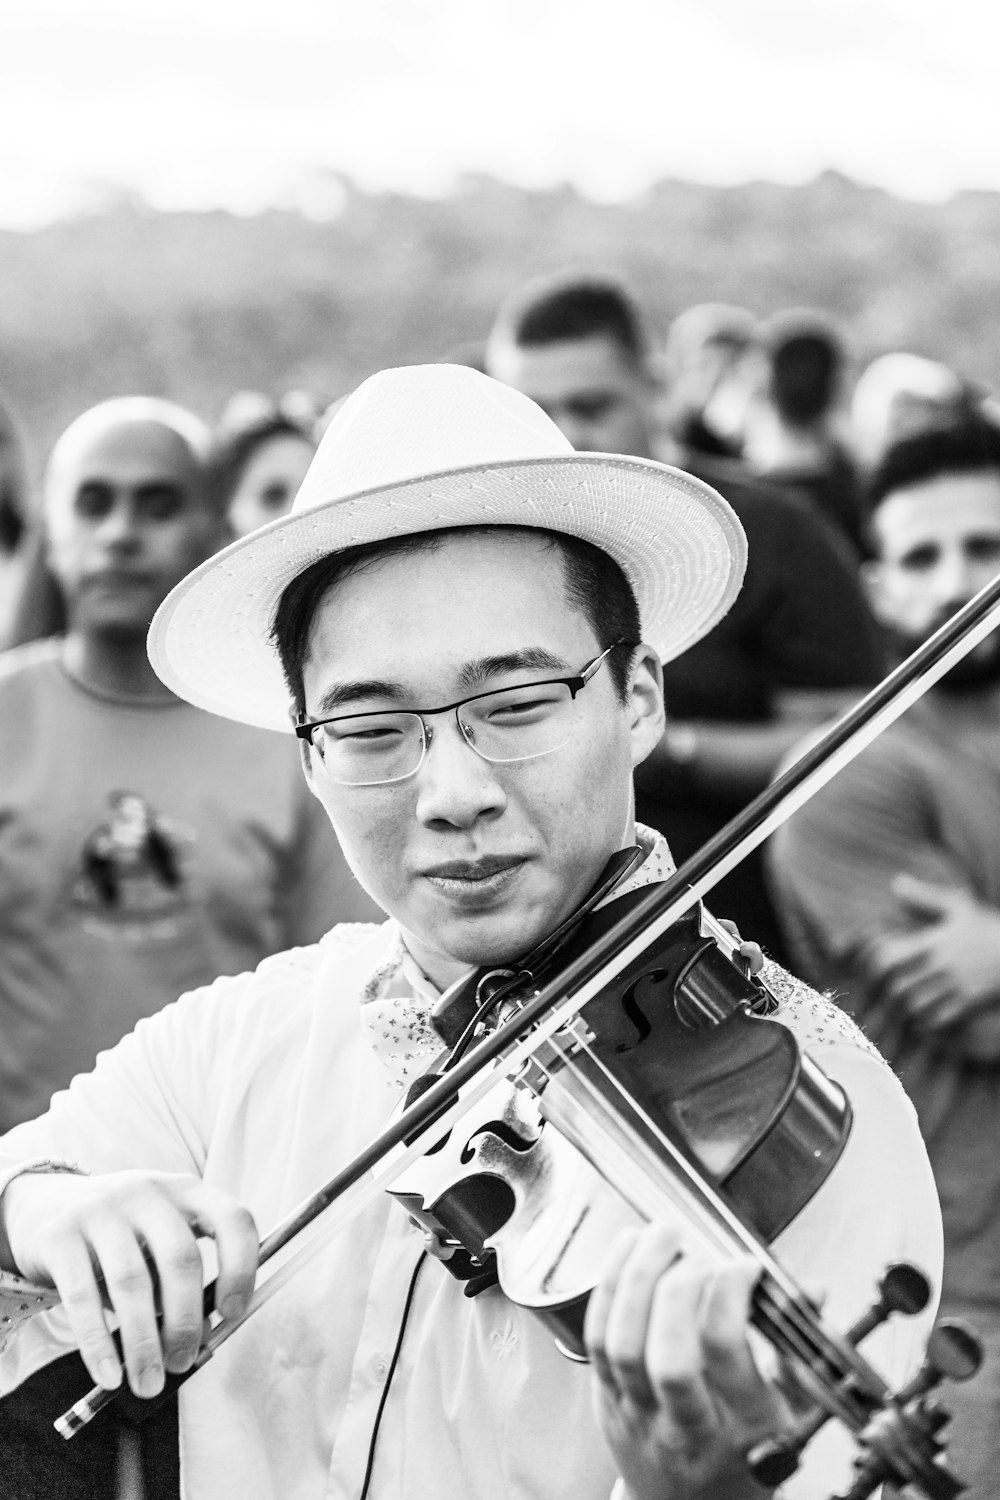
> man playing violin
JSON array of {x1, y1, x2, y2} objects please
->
[{"x1": 0, "y1": 365, "x2": 941, "y2": 1500}]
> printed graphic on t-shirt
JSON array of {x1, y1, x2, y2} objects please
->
[{"x1": 70, "y1": 791, "x2": 196, "y2": 942}]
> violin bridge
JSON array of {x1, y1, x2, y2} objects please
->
[{"x1": 517, "y1": 1019, "x2": 595, "y2": 1095}]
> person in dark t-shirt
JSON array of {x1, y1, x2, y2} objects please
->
[{"x1": 742, "y1": 310, "x2": 866, "y2": 557}]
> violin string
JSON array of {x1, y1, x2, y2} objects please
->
[
  {"x1": 552, "y1": 1028, "x2": 873, "y2": 1398},
  {"x1": 530, "y1": 1019, "x2": 876, "y2": 1430},
  {"x1": 530, "y1": 1025, "x2": 880, "y2": 1424},
  {"x1": 536, "y1": 1027, "x2": 774, "y2": 1260}
]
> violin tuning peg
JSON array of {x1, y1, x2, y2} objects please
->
[
  {"x1": 744, "y1": 1433, "x2": 805, "y2": 1487},
  {"x1": 834, "y1": 1319, "x2": 982, "y2": 1500},
  {"x1": 890, "y1": 1318, "x2": 982, "y2": 1406},
  {"x1": 931, "y1": 1320, "x2": 983, "y2": 1382},
  {"x1": 846, "y1": 1262, "x2": 931, "y2": 1347},
  {"x1": 878, "y1": 1263, "x2": 932, "y2": 1317}
]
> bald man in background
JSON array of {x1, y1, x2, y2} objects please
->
[{"x1": 0, "y1": 398, "x2": 380, "y2": 1499}]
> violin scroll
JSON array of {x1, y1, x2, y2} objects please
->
[{"x1": 747, "y1": 1266, "x2": 982, "y2": 1497}]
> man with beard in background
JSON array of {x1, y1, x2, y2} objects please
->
[{"x1": 768, "y1": 419, "x2": 1000, "y2": 1500}]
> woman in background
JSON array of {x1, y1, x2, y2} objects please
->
[{"x1": 209, "y1": 392, "x2": 318, "y2": 537}]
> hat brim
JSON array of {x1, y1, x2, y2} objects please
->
[{"x1": 149, "y1": 452, "x2": 747, "y2": 733}]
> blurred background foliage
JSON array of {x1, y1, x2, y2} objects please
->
[{"x1": 4, "y1": 168, "x2": 1000, "y2": 487}]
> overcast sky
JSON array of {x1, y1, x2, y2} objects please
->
[{"x1": 0, "y1": 0, "x2": 994, "y2": 228}]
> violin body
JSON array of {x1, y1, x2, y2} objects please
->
[
  {"x1": 391, "y1": 893, "x2": 852, "y2": 1358},
  {"x1": 539, "y1": 890, "x2": 852, "y2": 1242}
]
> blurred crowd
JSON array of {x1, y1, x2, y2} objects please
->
[{"x1": 2, "y1": 270, "x2": 1000, "y2": 1496}]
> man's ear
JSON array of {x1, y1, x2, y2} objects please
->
[
  {"x1": 627, "y1": 644, "x2": 665, "y2": 767},
  {"x1": 290, "y1": 710, "x2": 323, "y2": 798},
  {"x1": 203, "y1": 511, "x2": 236, "y2": 559}
]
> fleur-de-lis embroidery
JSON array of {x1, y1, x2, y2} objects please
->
[{"x1": 490, "y1": 1317, "x2": 519, "y2": 1360}]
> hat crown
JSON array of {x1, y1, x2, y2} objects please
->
[{"x1": 297, "y1": 364, "x2": 573, "y2": 514}]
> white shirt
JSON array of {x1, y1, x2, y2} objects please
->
[{"x1": 0, "y1": 836, "x2": 943, "y2": 1499}]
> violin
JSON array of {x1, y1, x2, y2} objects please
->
[
  {"x1": 391, "y1": 867, "x2": 854, "y2": 1346},
  {"x1": 385, "y1": 861, "x2": 980, "y2": 1497},
  {"x1": 54, "y1": 571, "x2": 1000, "y2": 1493}
]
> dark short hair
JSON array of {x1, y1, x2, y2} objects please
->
[
  {"x1": 765, "y1": 314, "x2": 844, "y2": 426},
  {"x1": 270, "y1": 525, "x2": 641, "y2": 716},
  {"x1": 491, "y1": 272, "x2": 650, "y2": 369},
  {"x1": 868, "y1": 419, "x2": 1000, "y2": 515},
  {"x1": 0, "y1": 399, "x2": 30, "y2": 556},
  {"x1": 207, "y1": 409, "x2": 314, "y2": 512}
]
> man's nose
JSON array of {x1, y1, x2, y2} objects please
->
[
  {"x1": 933, "y1": 549, "x2": 979, "y2": 607},
  {"x1": 413, "y1": 717, "x2": 506, "y2": 827},
  {"x1": 95, "y1": 497, "x2": 141, "y2": 548}
]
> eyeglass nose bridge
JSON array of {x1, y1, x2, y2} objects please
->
[{"x1": 409, "y1": 704, "x2": 488, "y2": 777}]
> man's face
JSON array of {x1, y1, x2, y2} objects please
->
[
  {"x1": 45, "y1": 420, "x2": 222, "y2": 638},
  {"x1": 867, "y1": 470, "x2": 1000, "y2": 686},
  {"x1": 300, "y1": 531, "x2": 664, "y2": 987},
  {"x1": 487, "y1": 334, "x2": 655, "y2": 458}
]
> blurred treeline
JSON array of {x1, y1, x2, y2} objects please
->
[{"x1": 4, "y1": 167, "x2": 1000, "y2": 489}]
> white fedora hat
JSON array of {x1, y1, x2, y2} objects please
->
[{"x1": 149, "y1": 364, "x2": 747, "y2": 733}]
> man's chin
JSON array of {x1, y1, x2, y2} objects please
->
[
  {"x1": 402, "y1": 866, "x2": 605, "y2": 986},
  {"x1": 894, "y1": 625, "x2": 1000, "y2": 695},
  {"x1": 406, "y1": 901, "x2": 556, "y2": 989},
  {"x1": 433, "y1": 912, "x2": 538, "y2": 970},
  {"x1": 80, "y1": 608, "x2": 156, "y2": 641},
  {"x1": 936, "y1": 646, "x2": 1000, "y2": 694}
]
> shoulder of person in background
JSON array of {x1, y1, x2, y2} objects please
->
[
  {"x1": 682, "y1": 450, "x2": 857, "y2": 559},
  {"x1": 766, "y1": 714, "x2": 1000, "y2": 1058},
  {"x1": 0, "y1": 634, "x2": 63, "y2": 679},
  {"x1": 672, "y1": 450, "x2": 884, "y2": 691}
]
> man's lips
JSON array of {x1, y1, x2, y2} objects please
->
[
  {"x1": 420, "y1": 859, "x2": 525, "y2": 905},
  {"x1": 421, "y1": 856, "x2": 526, "y2": 882},
  {"x1": 83, "y1": 570, "x2": 158, "y2": 590}
]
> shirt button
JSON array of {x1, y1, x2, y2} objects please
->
[{"x1": 370, "y1": 1355, "x2": 389, "y2": 1382}]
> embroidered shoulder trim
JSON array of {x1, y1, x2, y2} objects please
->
[
  {"x1": 0, "y1": 1272, "x2": 60, "y2": 1355},
  {"x1": 759, "y1": 960, "x2": 890, "y2": 1069}
]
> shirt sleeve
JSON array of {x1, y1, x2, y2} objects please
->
[
  {"x1": 0, "y1": 978, "x2": 242, "y2": 1392},
  {"x1": 0, "y1": 935, "x2": 370, "y2": 1395},
  {"x1": 0, "y1": 972, "x2": 246, "y2": 1181}
]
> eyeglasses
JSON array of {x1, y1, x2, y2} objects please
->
[{"x1": 294, "y1": 640, "x2": 628, "y2": 787}]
